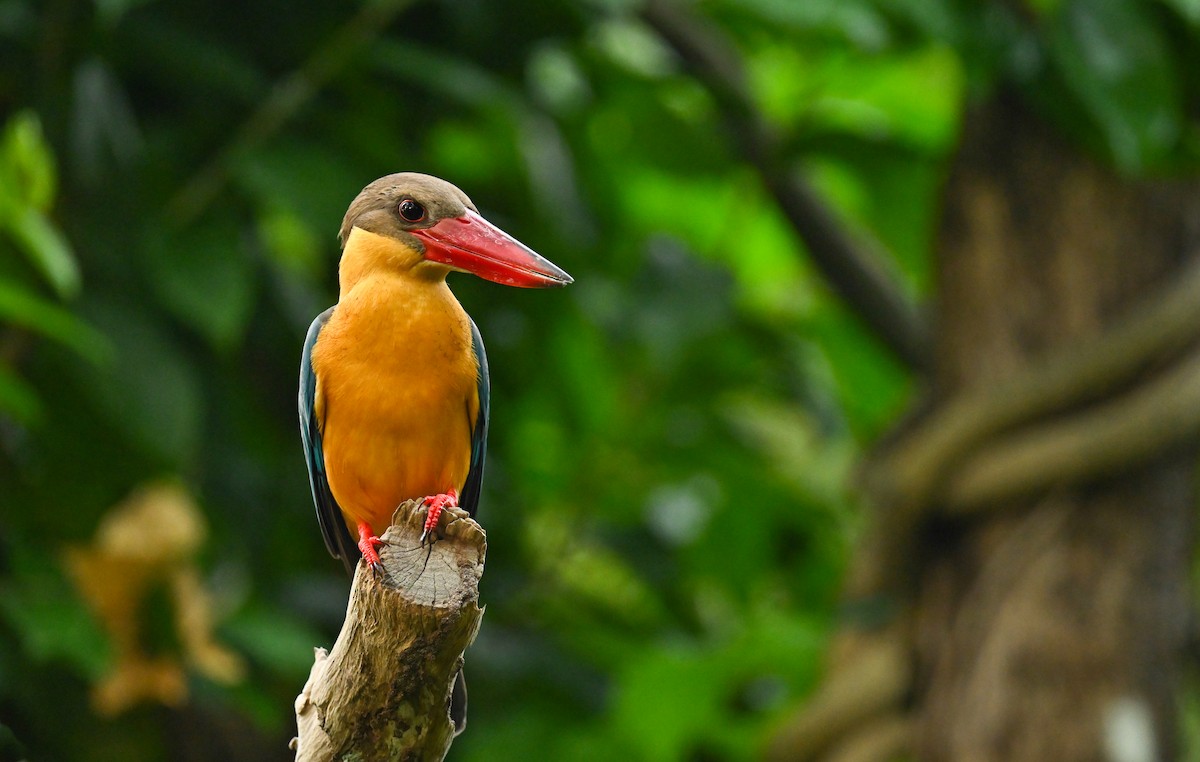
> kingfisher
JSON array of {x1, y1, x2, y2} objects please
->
[
  {"x1": 300, "y1": 173, "x2": 571, "y2": 574},
  {"x1": 298, "y1": 173, "x2": 570, "y2": 732}
]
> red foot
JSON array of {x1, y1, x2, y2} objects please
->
[
  {"x1": 420, "y1": 489, "x2": 458, "y2": 545},
  {"x1": 357, "y1": 521, "x2": 385, "y2": 572}
]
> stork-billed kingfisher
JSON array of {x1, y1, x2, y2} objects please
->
[
  {"x1": 300, "y1": 173, "x2": 572, "y2": 576},
  {"x1": 294, "y1": 174, "x2": 566, "y2": 739},
  {"x1": 298, "y1": 173, "x2": 570, "y2": 733}
]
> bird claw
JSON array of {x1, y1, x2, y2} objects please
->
[
  {"x1": 356, "y1": 521, "x2": 385, "y2": 574},
  {"x1": 420, "y1": 489, "x2": 458, "y2": 546}
]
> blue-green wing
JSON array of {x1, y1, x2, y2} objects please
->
[
  {"x1": 448, "y1": 320, "x2": 487, "y2": 736},
  {"x1": 299, "y1": 307, "x2": 356, "y2": 575},
  {"x1": 459, "y1": 318, "x2": 489, "y2": 519}
]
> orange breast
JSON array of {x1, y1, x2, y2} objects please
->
[{"x1": 311, "y1": 272, "x2": 480, "y2": 535}]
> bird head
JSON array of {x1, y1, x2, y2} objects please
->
[{"x1": 339, "y1": 172, "x2": 572, "y2": 288}]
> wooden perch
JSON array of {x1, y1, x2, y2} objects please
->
[{"x1": 293, "y1": 499, "x2": 486, "y2": 762}]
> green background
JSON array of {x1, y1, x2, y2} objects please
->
[{"x1": 1, "y1": 0, "x2": 1197, "y2": 759}]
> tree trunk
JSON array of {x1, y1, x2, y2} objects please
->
[{"x1": 914, "y1": 95, "x2": 1199, "y2": 761}]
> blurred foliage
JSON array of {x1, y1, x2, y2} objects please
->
[{"x1": 0, "y1": 0, "x2": 1196, "y2": 760}]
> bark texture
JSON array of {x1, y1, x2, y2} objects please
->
[
  {"x1": 293, "y1": 500, "x2": 485, "y2": 762},
  {"x1": 914, "y1": 96, "x2": 1199, "y2": 761},
  {"x1": 766, "y1": 94, "x2": 1200, "y2": 762}
]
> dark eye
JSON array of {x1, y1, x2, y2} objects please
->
[{"x1": 398, "y1": 198, "x2": 426, "y2": 223}]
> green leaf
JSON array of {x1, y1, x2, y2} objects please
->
[
  {"x1": 256, "y1": 205, "x2": 321, "y2": 278},
  {"x1": 0, "y1": 112, "x2": 79, "y2": 297},
  {"x1": 614, "y1": 646, "x2": 725, "y2": 760},
  {"x1": 0, "y1": 366, "x2": 42, "y2": 424},
  {"x1": 619, "y1": 171, "x2": 811, "y2": 320},
  {"x1": 591, "y1": 18, "x2": 677, "y2": 77},
  {"x1": 1161, "y1": 0, "x2": 1200, "y2": 23},
  {"x1": 725, "y1": 0, "x2": 891, "y2": 49},
  {"x1": 1, "y1": 110, "x2": 56, "y2": 211},
  {"x1": 1027, "y1": 0, "x2": 1065, "y2": 14},
  {"x1": 806, "y1": 303, "x2": 911, "y2": 439},
  {"x1": 92, "y1": 0, "x2": 159, "y2": 26},
  {"x1": 76, "y1": 298, "x2": 203, "y2": 464},
  {"x1": 610, "y1": 609, "x2": 826, "y2": 760},
  {"x1": 70, "y1": 58, "x2": 144, "y2": 182},
  {"x1": 142, "y1": 221, "x2": 256, "y2": 351},
  {"x1": 222, "y1": 604, "x2": 325, "y2": 680},
  {"x1": 1047, "y1": 0, "x2": 1181, "y2": 171},
  {"x1": 5, "y1": 207, "x2": 81, "y2": 298},
  {"x1": 0, "y1": 550, "x2": 110, "y2": 679},
  {"x1": 868, "y1": 0, "x2": 961, "y2": 40},
  {"x1": 0, "y1": 281, "x2": 110, "y2": 363},
  {"x1": 525, "y1": 509, "x2": 666, "y2": 632},
  {"x1": 427, "y1": 121, "x2": 514, "y2": 186},
  {"x1": 720, "y1": 393, "x2": 853, "y2": 505},
  {"x1": 527, "y1": 44, "x2": 591, "y2": 115},
  {"x1": 797, "y1": 45, "x2": 964, "y2": 151},
  {"x1": 235, "y1": 141, "x2": 362, "y2": 235},
  {"x1": 372, "y1": 41, "x2": 518, "y2": 108},
  {"x1": 550, "y1": 319, "x2": 621, "y2": 437}
]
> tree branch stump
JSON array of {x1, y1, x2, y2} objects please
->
[{"x1": 293, "y1": 499, "x2": 485, "y2": 762}]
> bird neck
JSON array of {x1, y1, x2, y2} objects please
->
[{"x1": 338, "y1": 227, "x2": 447, "y2": 300}]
